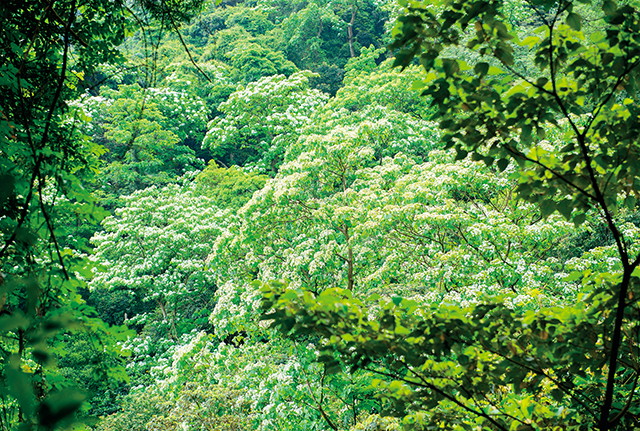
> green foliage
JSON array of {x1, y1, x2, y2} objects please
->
[
  {"x1": 278, "y1": 0, "x2": 389, "y2": 74},
  {"x1": 392, "y1": 0, "x2": 640, "y2": 226},
  {"x1": 280, "y1": 2, "x2": 345, "y2": 69},
  {"x1": 99, "y1": 328, "x2": 379, "y2": 431},
  {"x1": 90, "y1": 179, "x2": 222, "y2": 344},
  {"x1": 94, "y1": 391, "x2": 167, "y2": 431},
  {"x1": 334, "y1": 55, "x2": 432, "y2": 118},
  {"x1": 88, "y1": 178, "x2": 224, "y2": 392},
  {"x1": 194, "y1": 161, "x2": 267, "y2": 209},
  {"x1": 160, "y1": 61, "x2": 237, "y2": 119},
  {"x1": 20, "y1": 0, "x2": 640, "y2": 430},
  {"x1": 229, "y1": 42, "x2": 298, "y2": 83},
  {"x1": 0, "y1": 0, "x2": 139, "y2": 427},
  {"x1": 261, "y1": 0, "x2": 640, "y2": 430},
  {"x1": 225, "y1": 6, "x2": 275, "y2": 35},
  {"x1": 55, "y1": 333, "x2": 128, "y2": 417},
  {"x1": 202, "y1": 71, "x2": 329, "y2": 173},
  {"x1": 224, "y1": 135, "x2": 581, "y2": 304},
  {"x1": 260, "y1": 279, "x2": 639, "y2": 430},
  {"x1": 342, "y1": 45, "x2": 386, "y2": 82},
  {"x1": 74, "y1": 84, "x2": 207, "y2": 206},
  {"x1": 555, "y1": 211, "x2": 640, "y2": 261},
  {"x1": 136, "y1": 0, "x2": 206, "y2": 25}
]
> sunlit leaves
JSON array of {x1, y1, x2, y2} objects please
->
[{"x1": 260, "y1": 277, "x2": 632, "y2": 430}]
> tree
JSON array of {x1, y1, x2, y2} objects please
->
[
  {"x1": 229, "y1": 42, "x2": 298, "y2": 83},
  {"x1": 75, "y1": 83, "x2": 207, "y2": 207},
  {"x1": 0, "y1": 0, "x2": 204, "y2": 427},
  {"x1": 333, "y1": 47, "x2": 432, "y2": 118},
  {"x1": 90, "y1": 180, "x2": 222, "y2": 344},
  {"x1": 0, "y1": 0, "x2": 130, "y2": 427},
  {"x1": 262, "y1": 0, "x2": 640, "y2": 429},
  {"x1": 202, "y1": 71, "x2": 329, "y2": 173},
  {"x1": 194, "y1": 161, "x2": 267, "y2": 210}
]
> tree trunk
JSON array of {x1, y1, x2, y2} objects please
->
[
  {"x1": 343, "y1": 225, "x2": 354, "y2": 290},
  {"x1": 347, "y1": 6, "x2": 357, "y2": 58},
  {"x1": 156, "y1": 299, "x2": 177, "y2": 340}
]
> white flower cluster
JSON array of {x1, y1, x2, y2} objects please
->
[{"x1": 202, "y1": 71, "x2": 329, "y2": 171}]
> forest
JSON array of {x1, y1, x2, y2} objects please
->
[{"x1": 2, "y1": 0, "x2": 640, "y2": 429}]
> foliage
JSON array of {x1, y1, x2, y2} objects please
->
[
  {"x1": 229, "y1": 42, "x2": 298, "y2": 83},
  {"x1": 55, "y1": 333, "x2": 129, "y2": 417},
  {"x1": 260, "y1": 276, "x2": 638, "y2": 430},
  {"x1": 74, "y1": 84, "x2": 207, "y2": 206},
  {"x1": 263, "y1": 0, "x2": 640, "y2": 429},
  {"x1": 194, "y1": 161, "x2": 267, "y2": 210},
  {"x1": 99, "y1": 326, "x2": 379, "y2": 431},
  {"x1": 223, "y1": 131, "x2": 581, "y2": 303},
  {"x1": 89, "y1": 179, "x2": 223, "y2": 345},
  {"x1": 0, "y1": 0, "x2": 140, "y2": 427},
  {"x1": 202, "y1": 71, "x2": 329, "y2": 173},
  {"x1": 333, "y1": 52, "x2": 432, "y2": 118},
  {"x1": 280, "y1": 2, "x2": 346, "y2": 69},
  {"x1": 159, "y1": 61, "x2": 236, "y2": 119},
  {"x1": 15, "y1": 0, "x2": 640, "y2": 430},
  {"x1": 88, "y1": 178, "x2": 224, "y2": 391}
]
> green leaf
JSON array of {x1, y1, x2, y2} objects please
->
[
  {"x1": 455, "y1": 148, "x2": 468, "y2": 160},
  {"x1": 0, "y1": 313, "x2": 29, "y2": 332},
  {"x1": 37, "y1": 389, "x2": 86, "y2": 429},
  {"x1": 442, "y1": 59, "x2": 459, "y2": 77},
  {"x1": 6, "y1": 355, "x2": 34, "y2": 417},
  {"x1": 395, "y1": 324, "x2": 411, "y2": 335},
  {"x1": 565, "y1": 271, "x2": 583, "y2": 282},
  {"x1": 551, "y1": 388, "x2": 565, "y2": 402},
  {"x1": 540, "y1": 200, "x2": 555, "y2": 218},
  {"x1": 0, "y1": 174, "x2": 14, "y2": 206},
  {"x1": 15, "y1": 227, "x2": 39, "y2": 246},
  {"x1": 602, "y1": 0, "x2": 617, "y2": 15},
  {"x1": 496, "y1": 158, "x2": 509, "y2": 172},
  {"x1": 572, "y1": 212, "x2": 586, "y2": 227},
  {"x1": 474, "y1": 62, "x2": 489, "y2": 78},
  {"x1": 566, "y1": 12, "x2": 582, "y2": 31},
  {"x1": 624, "y1": 195, "x2": 637, "y2": 210}
]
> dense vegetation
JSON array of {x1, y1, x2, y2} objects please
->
[{"x1": 2, "y1": 0, "x2": 640, "y2": 430}]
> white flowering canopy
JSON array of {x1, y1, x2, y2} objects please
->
[{"x1": 202, "y1": 71, "x2": 329, "y2": 173}]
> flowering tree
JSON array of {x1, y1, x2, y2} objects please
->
[
  {"x1": 74, "y1": 84, "x2": 208, "y2": 204},
  {"x1": 202, "y1": 71, "x2": 329, "y2": 173},
  {"x1": 90, "y1": 180, "x2": 224, "y2": 346},
  {"x1": 222, "y1": 128, "x2": 583, "y2": 304}
]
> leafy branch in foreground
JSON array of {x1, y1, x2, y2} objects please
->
[{"x1": 261, "y1": 275, "x2": 640, "y2": 430}]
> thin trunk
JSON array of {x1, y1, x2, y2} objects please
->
[
  {"x1": 347, "y1": 6, "x2": 357, "y2": 58},
  {"x1": 315, "y1": 18, "x2": 323, "y2": 62},
  {"x1": 156, "y1": 299, "x2": 177, "y2": 340},
  {"x1": 598, "y1": 269, "x2": 631, "y2": 431},
  {"x1": 343, "y1": 225, "x2": 354, "y2": 290},
  {"x1": 347, "y1": 245, "x2": 354, "y2": 290},
  {"x1": 171, "y1": 306, "x2": 178, "y2": 340}
]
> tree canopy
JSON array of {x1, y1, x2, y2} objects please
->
[
  {"x1": 264, "y1": 0, "x2": 640, "y2": 429},
  {"x1": 4, "y1": 0, "x2": 640, "y2": 430}
]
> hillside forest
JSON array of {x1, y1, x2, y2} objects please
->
[{"x1": 2, "y1": 0, "x2": 640, "y2": 430}]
